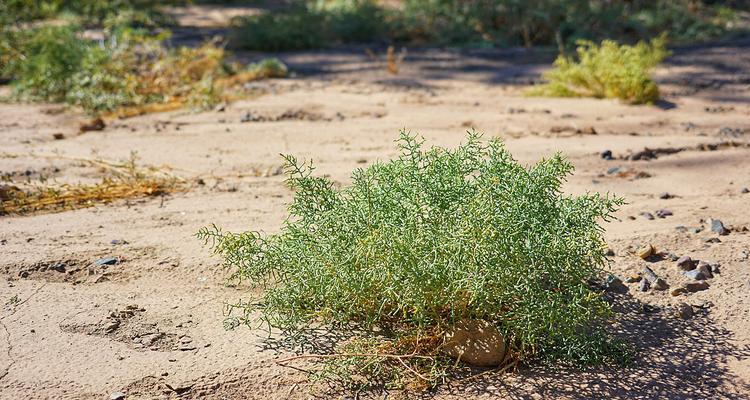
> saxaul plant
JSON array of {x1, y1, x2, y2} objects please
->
[{"x1": 199, "y1": 131, "x2": 628, "y2": 389}]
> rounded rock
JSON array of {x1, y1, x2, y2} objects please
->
[{"x1": 442, "y1": 319, "x2": 506, "y2": 367}]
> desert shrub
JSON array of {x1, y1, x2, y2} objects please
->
[
  {"x1": 199, "y1": 131, "x2": 627, "y2": 387},
  {"x1": 228, "y1": 0, "x2": 744, "y2": 51},
  {"x1": 3, "y1": 25, "x2": 88, "y2": 102},
  {"x1": 528, "y1": 35, "x2": 670, "y2": 104},
  {"x1": 229, "y1": 0, "x2": 390, "y2": 51},
  {"x1": 2, "y1": 24, "x2": 288, "y2": 114}
]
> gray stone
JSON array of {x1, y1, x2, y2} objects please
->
[
  {"x1": 711, "y1": 219, "x2": 730, "y2": 235},
  {"x1": 110, "y1": 392, "x2": 126, "y2": 400},
  {"x1": 684, "y1": 269, "x2": 705, "y2": 280},
  {"x1": 95, "y1": 257, "x2": 119, "y2": 266},
  {"x1": 639, "y1": 279, "x2": 650, "y2": 292},
  {"x1": 641, "y1": 212, "x2": 655, "y2": 220}
]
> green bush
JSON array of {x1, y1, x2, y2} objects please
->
[
  {"x1": 528, "y1": 36, "x2": 670, "y2": 104},
  {"x1": 199, "y1": 131, "x2": 627, "y2": 386},
  {"x1": 229, "y1": 0, "x2": 388, "y2": 51},
  {"x1": 3, "y1": 25, "x2": 88, "y2": 102},
  {"x1": 2, "y1": 24, "x2": 288, "y2": 114},
  {"x1": 228, "y1": 0, "x2": 743, "y2": 51}
]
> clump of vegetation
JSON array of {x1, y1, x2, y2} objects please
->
[
  {"x1": 228, "y1": 0, "x2": 744, "y2": 51},
  {"x1": 229, "y1": 0, "x2": 388, "y2": 51},
  {"x1": 528, "y1": 36, "x2": 670, "y2": 104},
  {"x1": 0, "y1": 153, "x2": 184, "y2": 215},
  {"x1": 1, "y1": 24, "x2": 288, "y2": 115},
  {"x1": 199, "y1": 131, "x2": 628, "y2": 389}
]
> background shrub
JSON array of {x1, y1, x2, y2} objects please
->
[
  {"x1": 200, "y1": 131, "x2": 627, "y2": 381},
  {"x1": 528, "y1": 35, "x2": 670, "y2": 104},
  {"x1": 228, "y1": 0, "x2": 745, "y2": 51},
  {"x1": 1, "y1": 24, "x2": 287, "y2": 114}
]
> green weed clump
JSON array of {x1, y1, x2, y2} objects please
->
[
  {"x1": 528, "y1": 36, "x2": 670, "y2": 104},
  {"x1": 199, "y1": 131, "x2": 627, "y2": 388},
  {"x1": 1, "y1": 24, "x2": 288, "y2": 115}
]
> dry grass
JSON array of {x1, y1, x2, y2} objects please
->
[{"x1": 0, "y1": 153, "x2": 185, "y2": 215}]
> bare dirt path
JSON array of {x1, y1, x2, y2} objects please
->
[{"x1": 1, "y1": 38, "x2": 750, "y2": 399}]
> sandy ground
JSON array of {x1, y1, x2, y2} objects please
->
[{"x1": 1, "y1": 19, "x2": 750, "y2": 399}]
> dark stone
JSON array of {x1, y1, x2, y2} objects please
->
[
  {"x1": 741, "y1": 187, "x2": 749, "y2": 194},
  {"x1": 50, "y1": 263, "x2": 66, "y2": 273},
  {"x1": 685, "y1": 282, "x2": 710, "y2": 292},
  {"x1": 95, "y1": 257, "x2": 119, "y2": 266},
  {"x1": 641, "y1": 304, "x2": 659, "y2": 313},
  {"x1": 659, "y1": 192, "x2": 673, "y2": 199},
  {"x1": 704, "y1": 237, "x2": 721, "y2": 243},
  {"x1": 676, "y1": 303, "x2": 693, "y2": 319},
  {"x1": 639, "y1": 279, "x2": 650, "y2": 292},
  {"x1": 655, "y1": 209, "x2": 673, "y2": 218},
  {"x1": 697, "y1": 261, "x2": 713, "y2": 278},
  {"x1": 641, "y1": 212, "x2": 655, "y2": 220},
  {"x1": 676, "y1": 256, "x2": 694, "y2": 270},
  {"x1": 654, "y1": 278, "x2": 669, "y2": 291},
  {"x1": 601, "y1": 150, "x2": 613, "y2": 160},
  {"x1": 604, "y1": 275, "x2": 628, "y2": 293},
  {"x1": 605, "y1": 248, "x2": 615, "y2": 257},
  {"x1": 711, "y1": 219, "x2": 730, "y2": 235},
  {"x1": 710, "y1": 263, "x2": 720, "y2": 274}
]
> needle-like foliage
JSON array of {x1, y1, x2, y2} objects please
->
[
  {"x1": 528, "y1": 36, "x2": 670, "y2": 104},
  {"x1": 199, "y1": 131, "x2": 625, "y2": 384}
]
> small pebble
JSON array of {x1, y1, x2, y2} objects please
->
[
  {"x1": 641, "y1": 212, "x2": 655, "y2": 220},
  {"x1": 676, "y1": 256, "x2": 694, "y2": 271},
  {"x1": 671, "y1": 287, "x2": 687, "y2": 296},
  {"x1": 697, "y1": 261, "x2": 713, "y2": 278},
  {"x1": 676, "y1": 303, "x2": 693, "y2": 319},
  {"x1": 95, "y1": 257, "x2": 119, "y2": 266},
  {"x1": 601, "y1": 150, "x2": 613, "y2": 160},
  {"x1": 655, "y1": 209, "x2": 673, "y2": 218},
  {"x1": 711, "y1": 219, "x2": 730, "y2": 235},
  {"x1": 654, "y1": 278, "x2": 669, "y2": 291},
  {"x1": 637, "y1": 244, "x2": 656, "y2": 260},
  {"x1": 110, "y1": 392, "x2": 126, "y2": 400},
  {"x1": 684, "y1": 269, "x2": 705, "y2": 280},
  {"x1": 659, "y1": 192, "x2": 673, "y2": 199},
  {"x1": 741, "y1": 187, "x2": 749, "y2": 194},
  {"x1": 639, "y1": 279, "x2": 650, "y2": 292},
  {"x1": 685, "y1": 282, "x2": 710, "y2": 292},
  {"x1": 625, "y1": 274, "x2": 642, "y2": 283}
]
